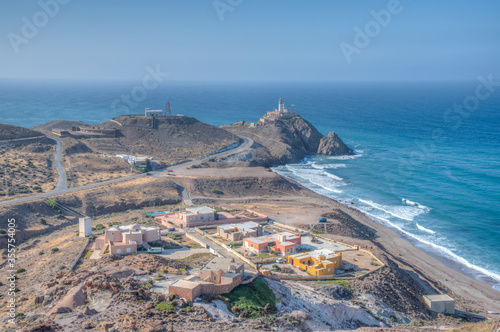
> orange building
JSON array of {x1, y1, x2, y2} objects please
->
[
  {"x1": 287, "y1": 249, "x2": 342, "y2": 276},
  {"x1": 243, "y1": 231, "x2": 301, "y2": 255}
]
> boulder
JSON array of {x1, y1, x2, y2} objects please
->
[
  {"x1": 317, "y1": 132, "x2": 353, "y2": 156},
  {"x1": 290, "y1": 310, "x2": 312, "y2": 321}
]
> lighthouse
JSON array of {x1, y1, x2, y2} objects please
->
[{"x1": 278, "y1": 98, "x2": 285, "y2": 113}]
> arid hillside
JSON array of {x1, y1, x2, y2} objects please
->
[
  {"x1": 33, "y1": 115, "x2": 239, "y2": 166},
  {"x1": 0, "y1": 123, "x2": 44, "y2": 140}
]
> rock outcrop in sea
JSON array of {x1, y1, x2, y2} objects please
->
[{"x1": 317, "y1": 131, "x2": 353, "y2": 156}]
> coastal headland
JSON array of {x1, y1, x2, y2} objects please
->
[{"x1": 0, "y1": 107, "x2": 499, "y2": 331}]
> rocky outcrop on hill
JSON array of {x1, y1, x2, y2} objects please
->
[
  {"x1": 223, "y1": 115, "x2": 352, "y2": 167},
  {"x1": 317, "y1": 132, "x2": 353, "y2": 156}
]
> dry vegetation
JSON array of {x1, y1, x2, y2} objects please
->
[
  {"x1": 0, "y1": 139, "x2": 56, "y2": 201},
  {"x1": 60, "y1": 136, "x2": 137, "y2": 188}
]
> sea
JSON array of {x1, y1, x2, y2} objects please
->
[{"x1": 1, "y1": 80, "x2": 499, "y2": 291}]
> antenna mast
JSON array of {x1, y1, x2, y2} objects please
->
[{"x1": 165, "y1": 101, "x2": 171, "y2": 116}]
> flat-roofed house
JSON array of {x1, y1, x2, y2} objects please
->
[
  {"x1": 287, "y1": 249, "x2": 342, "y2": 276},
  {"x1": 243, "y1": 231, "x2": 302, "y2": 255},
  {"x1": 217, "y1": 222, "x2": 262, "y2": 241},
  {"x1": 168, "y1": 257, "x2": 244, "y2": 300},
  {"x1": 93, "y1": 224, "x2": 160, "y2": 255},
  {"x1": 179, "y1": 206, "x2": 216, "y2": 225}
]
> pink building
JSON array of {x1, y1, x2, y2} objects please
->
[
  {"x1": 93, "y1": 224, "x2": 160, "y2": 255},
  {"x1": 243, "y1": 231, "x2": 301, "y2": 255},
  {"x1": 168, "y1": 257, "x2": 244, "y2": 300}
]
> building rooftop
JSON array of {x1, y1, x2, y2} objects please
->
[
  {"x1": 185, "y1": 206, "x2": 215, "y2": 215},
  {"x1": 423, "y1": 294, "x2": 454, "y2": 302},
  {"x1": 222, "y1": 272, "x2": 240, "y2": 279},
  {"x1": 279, "y1": 241, "x2": 295, "y2": 246},
  {"x1": 245, "y1": 237, "x2": 267, "y2": 244},
  {"x1": 218, "y1": 221, "x2": 260, "y2": 232},
  {"x1": 289, "y1": 248, "x2": 338, "y2": 260},
  {"x1": 170, "y1": 280, "x2": 203, "y2": 290},
  {"x1": 201, "y1": 257, "x2": 243, "y2": 272}
]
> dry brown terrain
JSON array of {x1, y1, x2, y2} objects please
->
[
  {"x1": 0, "y1": 162, "x2": 498, "y2": 330},
  {"x1": 59, "y1": 136, "x2": 137, "y2": 188},
  {"x1": 0, "y1": 123, "x2": 43, "y2": 141},
  {"x1": 33, "y1": 115, "x2": 239, "y2": 167},
  {"x1": 164, "y1": 166, "x2": 500, "y2": 321},
  {"x1": 0, "y1": 138, "x2": 56, "y2": 201}
]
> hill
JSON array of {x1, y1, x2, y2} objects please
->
[
  {"x1": 32, "y1": 115, "x2": 238, "y2": 166},
  {"x1": 221, "y1": 115, "x2": 352, "y2": 167},
  {"x1": 0, "y1": 123, "x2": 44, "y2": 140}
]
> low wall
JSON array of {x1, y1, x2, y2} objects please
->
[
  {"x1": 271, "y1": 221, "x2": 357, "y2": 251},
  {"x1": 69, "y1": 238, "x2": 90, "y2": 271},
  {"x1": 359, "y1": 248, "x2": 385, "y2": 266},
  {"x1": 186, "y1": 217, "x2": 267, "y2": 228},
  {"x1": 207, "y1": 234, "x2": 257, "y2": 269}
]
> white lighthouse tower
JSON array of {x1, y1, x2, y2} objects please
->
[{"x1": 278, "y1": 98, "x2": 285, "y2": 113}]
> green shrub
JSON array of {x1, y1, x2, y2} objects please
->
[
  {"x1": 38, "y1": 251, "x2": 44, "y2": 255},
  {"x1": 16, "y1": 268, "x2": 26, "y2": 273},
  {"x1": 38, "y1": 218, "x2": 46, "y2": 225},
  {"x1": 51, "y1": 247, "x2": 59, "y2": 253},
  {"x1": 46, "y1": 199, "x2": 57, "y2": 209},
  {"x1": 222, "y1": 277, "x2": 276, "y2": 319},
  {"x1": 210, "y1": 189, "x2": 224, "y2": 195},
  {"x1": 155, "y1": 301, "x2": 176, "y2": 312}
]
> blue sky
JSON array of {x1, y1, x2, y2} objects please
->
[{"x1": 0, "y1": 0, "x2": 499, "y2": 82}]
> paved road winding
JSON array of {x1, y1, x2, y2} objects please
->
[
  {"x1": 0, "y1": 136, "x2": 253, "y2": 207},
  {"x1": 47, "y1": 136, "x2": 68, "y2": 191}
]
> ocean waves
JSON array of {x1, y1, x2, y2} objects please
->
[{"x1": 272, "y1": 155, "x2": 500, "y2": 291}]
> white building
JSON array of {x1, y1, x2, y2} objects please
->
[
  {"x1": 145, "y1": 108, "x2": 163, "y2": 117},
  {"x1": 79, "y1": 217, "x2": 92, "y2": 237},
  {"x1": 423, "y1": 294, "x2": 455, "y2": 314}
]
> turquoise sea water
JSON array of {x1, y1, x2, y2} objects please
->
[{"x1": 1, "y1": 80, "x2": 499, "y2": 290}]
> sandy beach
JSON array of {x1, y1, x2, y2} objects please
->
[{"x1": 178, "y1": 165, "x2": 500, "y2": 317}]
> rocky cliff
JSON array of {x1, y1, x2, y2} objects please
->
[
  {"x1": 222, "y1": 115, "x2": 352, "y2": 167},
  {"x1": 317, "y1": 131, "x2": 352, "y2": 156}
]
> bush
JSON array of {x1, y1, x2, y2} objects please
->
[
  {"x1": 210, "y1": 189, "x2": 224, "y2": 195},
  {"x1": 51, "y1": 247, "x2": 59, "y2": 253},
  {"x1": 222, "y1": 277, "x2": 276, "y2": 319},
  {"x1": 38, "y1": 251, "x2": 44, "y2": 255},
  {"x1": 83, "y1": 250, "x2": 93, "y2": 259},
  {"x1": 95, "y1": 224, "x2": 104, "y2": 231},
  {"x1": 38, "y1": 218, "x2": 46, "y2": 225},
  {"x1": 155, "y1": 301, "x2": 176, "y2": 312},
  {"x1": 16, "y1": 268, "x2": 26, "y2": 273},
  {"x1": 46, "y1": 199, "x2": 57, "y2": 209}
]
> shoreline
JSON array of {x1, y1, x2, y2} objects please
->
[
  {"x1": 272, "y1": 161, "x2": 500, "y2": 293},
  {"x1": 271, "y1": 173, "x2": 500, "y2": 314}
]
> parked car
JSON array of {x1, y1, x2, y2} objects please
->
[
  {"x1": 318, "y1": 217, "x2": 327, "y2": 223},
  {"x1": 167, "y1": 169, "x2": 173, "y2": 172},
  {"x1": 276, "y1": 258, "x2": 285, "y2": 264},
  {"x1": 167, "y1": 227, "x2": 176, "y2": 231}
]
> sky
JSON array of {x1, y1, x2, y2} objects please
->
[{"x1": 0, "y1": 0, "x2": 499, "y2": 82}]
